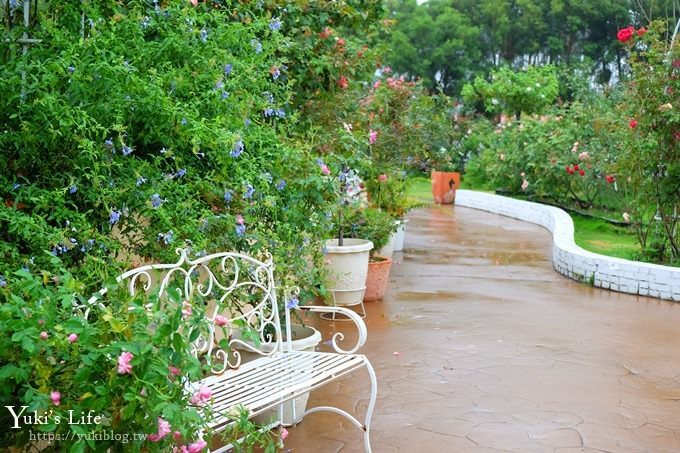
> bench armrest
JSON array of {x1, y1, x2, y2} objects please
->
[{"x1": 298, "y1": 305, "x2": 368, "y2": 354}]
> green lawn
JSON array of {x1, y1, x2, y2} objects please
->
[{"x1": 405, "y1": 176, "x2": 640, "y2": 260}]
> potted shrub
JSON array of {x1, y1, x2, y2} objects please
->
[
  {"x1": 346, "y1": 207, "x2": 399, "y2": 302},
  {"x1": 363, "y1": 171, "x2": 410, "y2": 257}
]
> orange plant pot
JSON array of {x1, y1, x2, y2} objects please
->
[
  {"x1": 431, "y1": 171, "x2": 460, "y2": 204},
  {"x1": 363, "y1": 256, "x2": 392, "y2": 302}
]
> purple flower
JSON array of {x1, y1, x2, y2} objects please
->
[
  {"x1": 235, "y1": 224, "x2": 246, "y2": 238},
  {"x1": 250, "y1": 39, "x2": 263, "y2": 54},
  {"x1": 177, "y1": 168, "x2": 186, "y2": 178},
  {"x1": 221, "y1": 91, "x2": 230, "y2": 100},
  {"x1": 263, "y1": 108, "x2": 275, "y2": 117},
  {"x1": 231, "y1": 139, "x2": 244, "y2": 158},
  {"x1": 271, "y1": 68, "x2": 280, "y2": 80},
  {"x1": 224, "y1": 63, "x2": 233, "y2": 76},
  {"x1": 244, "y1": 118, "x2": 251, "y2": 127},
  {"x1": 263, "y1": 92, "x2": 274, "y2": 103},
  {"x1": 215, "y1": 80, "x2": 224, "y2": 90},
  {"x1": 244, "y1": 184, "x2": 255, "y2": 199},
  {"x1": 224, "y1": 190, "x2": 233, "y2": 204},
  {"x1": 263, "y1": 172, "x2": 273, "y2": 183},
  {"x1": 276, "y1": 179, "x2": 286, "y2": 191},
  {"x1": 141, "y1": 16, "x2": 151, "y2": 29},
  {"x1": 12, "y1": 183, "x2": 21, "y2": 190},
  {"x1": 0, "y1": 276, "x2": 6, "y2": 288},
  {"x1": 286, "y1": 297, "x2": 299, "y2": 310},
  {"x1": 180, "y1": 117, "x2": 187, "y2": 125},
  {"x1": 136, "y1": 176, "x2": 147, "y2": 186},
  {"x1": 69, "y1": 238, "x2": 78, "y2": 244},
  {"x1": 104, "y1": 138, "x2": 113, "y2": 147},
  {"x1": 269, "y1": 18, "x2": 282, "y2": 31},
  {"x1": 67, "y1": 66, "x2": 75, "y2": 74},
  {"x1": 200, "y1": 28, "x2": 208, "y2": 43},
  {"x1": 157, "y1": 230, "x2": 174, "y2": 245},
  {"x1": 151, "y1": 193, "x2": 164, "y2": 209},
  {"x1": 109, "y1": 209, "x2": 121, "y2": 225},
  {"x1": 122, "y1": 145, "x2": 133, "y2": 156},
  {"x1": 275, "y1": 109, "x2": 286, "y2": 118},
  {"x1": 69, "y1": 185, "x2": 78, "y2": 194}
]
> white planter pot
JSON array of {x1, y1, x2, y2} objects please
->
[
  {"x1": 323, "y1": 238, "x2": 373, "y2": 306},
  {"x1": 393, "y1": 219, "x2": 408, "y2": 252},
  {"x1": 253, "y1": 325, "x2": 322, "y2": 426}
]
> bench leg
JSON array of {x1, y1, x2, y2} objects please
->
[
  {"x1": 299, "y1": 360, "x2": 378, "y2": 452},
  {"x1": 363, "y1": 359, "x2": 378, "y2": 453}
]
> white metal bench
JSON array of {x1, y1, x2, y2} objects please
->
[{"x1": 83, "y1": 248, "x2": 377, "y2": 452}]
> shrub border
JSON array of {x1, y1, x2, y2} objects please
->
[{"x1": 455, "y1": 190, "x2": 680, "y2": 302}]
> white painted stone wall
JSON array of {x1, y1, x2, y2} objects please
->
[{"x1": 455, "y1": 190, "x2": 680, "y2": 302}]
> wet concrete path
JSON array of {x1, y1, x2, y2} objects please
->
[{"x1": 285, "y1": 206, "x2": 680, "y2": 452}]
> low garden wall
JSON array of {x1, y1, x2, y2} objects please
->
[{"x1": 455, "y1": 190, "x2": 680, "y2": 302}]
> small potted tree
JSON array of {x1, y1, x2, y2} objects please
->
[{"x1": 323, "y1": 167, "x2": 374, "y2": 309}]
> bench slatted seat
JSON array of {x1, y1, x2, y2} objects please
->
[{"x1": 84, "y1": 249, "x2": 377, "y2": 452}]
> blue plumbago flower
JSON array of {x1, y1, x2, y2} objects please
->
[
  {"x1": 244, "y1": 184, "x2": 255, "y2": 199},
  {"x1": 276, "y1": 179, "x2": 286, "y2": 191},
  {"x1": 65, "y1": 220, "x2": 70, "y2": 226},
  {"x1": 122, "y1": 145, "x2": 133, "y2": 156},
  {"x1": 11, "y1": 183, "x2": 21, "y2": 190},
  {"x1": 150, "y1": 193, "x2": 164, "y2": 209},
  {"x1": 263, "y1": 108, "x2": 275, "y2": 117},
  {"x1": 87, "y1": 239, "x2": 95, "y2": 247},
  {"x1": 231, "y1": 139, "x2": 244, "y2": 157},
  {"x1": 271, "y1": 67, "x2": 280, "y2": 80},
  {"x1": 215, "y1": 80, "x2": 224, "y2": 90},
  {"x1": 136, "y1": 176, "x2": 147, "y2": 186},
  {"x1": 224, "y1": 189, "x2": 233, "y2": 204},
  {"x1": 8, "y1": 0, "x2": 18, "y2": 12},
  {"x1": 157, "y1": 230, "x2": 174, "y2": 245},
  {"x1": 221, "y1": 91, "x2": 230, "y2": 100},
  {"x1": 235, "y1": 224, "x2": 246, "y2": 238},
  {"x1": 180, "y1": 117, "x2": 188, "y2": 125},
  {"x1": 275, "y1": 109, "x2": 286, "y2": 118},
  {"x1": 160, "y1": 147, "x2": 167, "y2": 154},
  {"x1": 69, "y1": 238, "x2": 78, "y2": 244},
  {"x1": 244, "y1": 118, "x2": 251, "y2": 127},
  {"x1": 200, "y1": 28, "x2": 208, "y2": 43},
  {"x1": 104, "y1": 138, "x2": 113, "y2": 147},
  {"x1": 224, "y1": 63, "x2": 233, "y2": 76},
  {"x1": 0, "y1": 275, "x2": 6, "y2": 288},
  {"x1": 338, "y1": 171, "x2": 347, "y2": 182},
  {"x1": 141, "y1": 16, "x2": 151, "y2": 29},
  {"x1": 286, "y1": 296, "x2": 299, "y2": 310},
  {"x1": 109, "y1": 209, "x2": 121, "y2": 225},
  {"x1": 263, "y1": 92, "x2": 274, "y2": 103},
  {"x1": 194, "y1": 249, "x2": 207, "y2": 257},
  {"x1": 316, "y1": 159, "x2": 324, "y2": 166},
  {"x1": 67, "y1": 66, "x2": 75, "y2": 74},
  {"x1": 177, "y1": 168, "x2": 187, "y2": 178},
  {"x1": 263, "y1": 172, "x2": 273, "y2": 183},
  {"x1": 87, "y1": 18, "x2": 95, "y2": 28},
  {"x1": 69, "y1": 185, "x2": 78, "y2": 194},
  {"x1": 269, "y1": 18, "x2": 282, "y2": 31},
  {"x1": 250, "y1": 39, "x2": 263, "y2": 54}
]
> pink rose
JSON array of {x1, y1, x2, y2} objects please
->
[
  {"x1": 50, "y1": 391, "x2": 61, "y2": 406},
  {"x1": 169, "y1": 366, "x2": 181, "y2": 376},
  {"x1": 187, "y1": 440, "x2": 208, "y2": 453},
  {"x1": 617, "y1": 26, "x2": 634, "y2": 43},
  {"x1": 280, "y1": 427, "x2": 289, "y2": 441},
  {"x1": 190, "y1": 386, "x2": 212, "y2": 406},
  {"x1": 214, "y1": 315, "x2": 228, "y2": 327},
  {"x1": 369, "y1": 129, "x2": 378, "y2": 145},
  {"x1": 117, "y1": 351, "x2": 134, "y2": 375},
  {"x1": 67, "y1": 333, "x2": 78, "y2": 343},
  {"x1": 320, "y1": 164, "x2": 330, "y2": 176},
  {"x1": 40, "y1": 331, "x2": 48, "y2": 340},
  {"x1": 147, "y1": 417, "x2": 171, "y2": 442},
  {"x1": 629, "y1": 119, "x2": 638, "y2": 129}
]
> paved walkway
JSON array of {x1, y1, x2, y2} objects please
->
[{"x1": 285, "y1": 206, "x2": 680, "y2": 452}]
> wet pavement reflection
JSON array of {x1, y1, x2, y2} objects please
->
[{"x1": 284, "y1": 206, "x2": 680, "y2": 452}]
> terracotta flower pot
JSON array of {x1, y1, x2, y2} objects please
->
[
  {"x1": 431, "y1": 171, "x2": 460, "y2": 204},
  {"x1": 364, "y1": 256, "x2": 392, "y2": 302}
]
